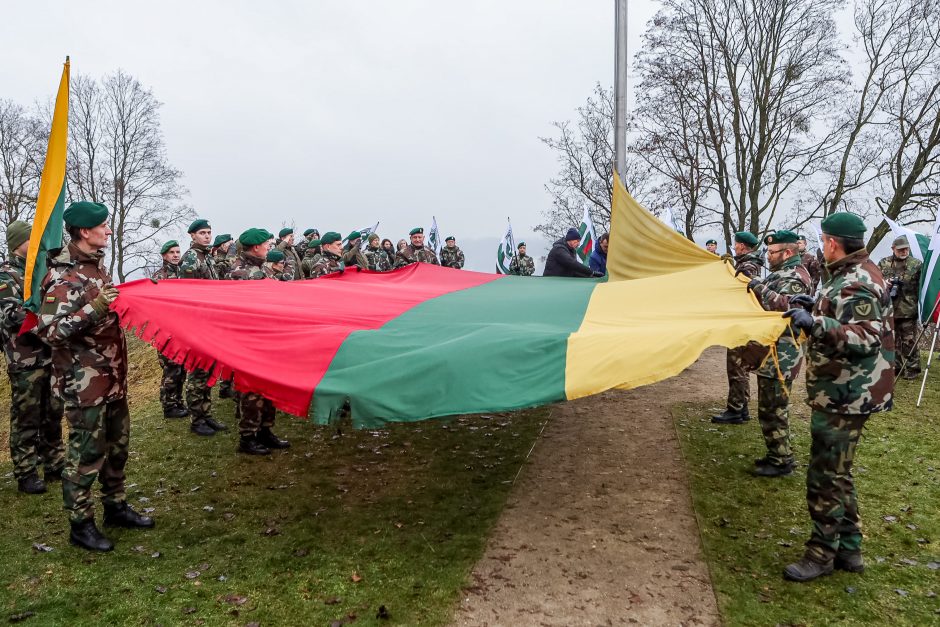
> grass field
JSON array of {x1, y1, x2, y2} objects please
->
[
  {"x1": 675, "y1": 374, "x2": 940, "y2": 626},
  {"x1": 0, "y1": 337, "x2": 550, "y2": 626}
]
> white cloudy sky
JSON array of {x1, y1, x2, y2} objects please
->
[{"x1": 0, "y1": 1, "x2": 658, "y2": 269}]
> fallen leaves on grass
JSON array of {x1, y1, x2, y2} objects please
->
[{"x1": 351, "y1": 572, "x2": 363, "y2": 583}]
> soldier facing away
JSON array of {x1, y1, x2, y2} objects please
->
[
  {"x1": 509, "y1": 241, "x2": 535, "y2": 276},
  {"x1": 38, "y1": 201, "x2": 154, "y2": 551},
  {"x1": 152, "y1": 240, "x2": 189, "y2": 419},
  {"x1": 440, "y1": 236, "x2": 465, "y2": 269},
  {"x1": 878, "y1": 236, "x2": 922, "y2": 379},
  {"x1": 783, "y1": 212, "x2": 895, "y2": 582},
  {"x1": 0, "y1": 220, "x2": 65, "y2": 494}
]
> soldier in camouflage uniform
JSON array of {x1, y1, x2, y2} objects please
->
[
  {"x1": 228, "y1": 228, "x2": 291, "y2": 455},
  {"x1": 307, "y1": 232, "x2": 346, "y2": 278},
  {"x1": 509, "y1": 242, "x2": 536, "y2": 276},
  {"x1": 275, "y1": 227, "x2": 303, "y2": 280},
  {"x1": 295, "y1": 228, "x2": 319, "y2": 261},
  {"x1": 263, "y1": 248, "x2": 293, "y2": 280},
  {"x1": 745, "y1": 230, "x2": 812, "y2": 477},
  {"x1": 440, "y1": 236, "x2": 466, "y2": 269},
  {"x1": 211, "y1": 233, "x2": 234, "y2": 280},
  {"x1": 712, "y1": 231, "x2": 765, "y2": 424},
  {"x1": 797, "y1": 235, "x2": 822, "y2": 293},
  {"x1": 151, "y1": 240, "x2": 189, "y2": 419},
  {"x1": 705, "y1": 239, "x2": 718, "y2": 254},
  {"x1": 38, "y1": 202, "x2": 154, "y2": 552},
  {"x1": 782, "y1": 212, "x2": 895, "y2": 582},
  {"x1": 0, "y1": 221, "x2": 65, "y2": 495},
  {"x1": 301, "y1": 238, "x2": 323, "y2": 278},
  {"x1": 179, "y1": 219, "x2": 227, "y2": 436},
  {"x1": 363, "y1": 233, "x2": 392, "y2": 272},
  {"x1": 395, "y1": 227, "x2": 440, "y2": 268},
  {"x1": 342, "y1": 231, "x2": 369, "y2": 270},
  {"x1": 878, "y1": 236, "x2": 922, "y2": 379}
]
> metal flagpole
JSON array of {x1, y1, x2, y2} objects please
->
[
  {"x1": 916, "y1": 324, "x2": 939, "y2": 407},
  {"x1": 614, "y1": 0, "x2": 628, "y2": 180}
]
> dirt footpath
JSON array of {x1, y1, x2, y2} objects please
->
[{"x1": 453, "y1": 349, "x2": 726, "y2": 627}]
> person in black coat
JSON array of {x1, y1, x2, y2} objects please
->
[{"x1": 543, "y1": 228, "x2": 601, "y2": 278}]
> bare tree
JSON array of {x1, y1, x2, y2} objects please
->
[
  {"x1": 538, "y1": 84, "x2": 652, "y2": 239},
  {"x1": 67, "y1": 70, "x2": 193, "y2": 281},
  {"x1": 0, "y1": 100, "x2": 45, "y2": 254}
]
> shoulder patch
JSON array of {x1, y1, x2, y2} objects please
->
[
  {"x1": 853, "y1": 300, "x2": 873, "y2": 319},
  {"x1": 45, "y1": 295, "x2": 56, "y2": 302}
]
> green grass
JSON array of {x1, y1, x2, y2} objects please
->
[
  {"x1": 0, "y1": 337, "x2": 550, "y2": 626},
  {"x1": 674, "y1": 375, "x2": 940, "y2": 626}
]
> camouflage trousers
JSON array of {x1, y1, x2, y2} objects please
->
[
  {"x1": 62, "y1": 398, "x2": 130, "y2": 523},
  {"x1": 756, "y1": 376, "x2": 794, "y2": 465},
  {"x1": 8, "y1": 367, "x2": 65, "y2": 479},
  {"x1": 804, "y1": 410, "x2": 868, "y2": 561},
  {"x1": 725, "y1": 347, "x2": 751, "y2": 411},
  {"x1": 158, "y1": 355, "x2": 186, "y2": 411},
  {"x1": 895, "y1": 317, "x2": 921, "y2": 374},
  {"x1": 238, "y1": 392, "x2": 275, "y2": 438},
  {"x1": 186, "y1": 368, "x2": 212, "y2": 421}
]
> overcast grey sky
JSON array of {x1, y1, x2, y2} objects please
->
[{"x1": 0, "y1": 1, "x2": 658, "y2": 269}]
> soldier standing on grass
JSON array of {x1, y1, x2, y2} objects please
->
[
  {"x1": 180, "y1": 219, "x2": 227, "y2": 437},
  {"x1": 878, "y1": 236, "x2": 922, "y2": 379},
  {"x1": 712, "y1": 231, "x2": 764, "y2": 424},
  {"x1": 782, "y1": 212, "x2": 895, "y2": 582},
  {"x1": 744, "y1": 230, "x2": 812, "y2": 478},
  {"x1": 151, "y1": 241, "x2": 189, "y2": 419},
  {"x1": 0, "y1": 220, "x2": 65, "y2": 495},
  {"x1": 39, "y1": 201, "x2": 154, "y2": 551}
]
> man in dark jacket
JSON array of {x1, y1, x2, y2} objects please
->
[
  {"x1": 543, "y1": 228, "x2": 600, "y2": 278},
  {"x1": 589, "y1": 233, "x2": 609, "y2": 275}
]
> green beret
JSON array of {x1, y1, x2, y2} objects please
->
[
  {"x1": 64, "y1": 201, "x2": 108, "y2": 228},
  {"x1": 303, "y1": 228, "x2": 316, "y2": 237},
  {"x1": 347, "y1": 230, "x2": 362, "y2": 241},
  {"x1": 821, "y1": 212, "x2": 866, "y2": 239},
  {"x1": 409, "y1": 227, "x2": 423, "y2": 236},
  {"x1": 6, "y1": 220, "x2": 31, "y2": 251},
  {"x1": 212, "y1": 233, "x2": 232, "y2": 247},
  {"x1": 796, "y1": 234, "x2": 807, "y2": 242},
  {"x1": 320, "y1": 231, "x2": 342, "y2": 245},
  {"x1": 764, "y1": 229, "x2": 799, "y2": 245},
  {"x1": 160, "y1": 240, "x2": 179, "y2": 255},
  {"x1": 517, "y1": 241, "x2": 526, "y2": 248},
  {"x1": 733, "y1": 231, "x2": 759, "y2": 247},
  {"x1": 266, "y1": 249, "x2": 285, "y2": 262},
  {"x1": 308, "y1": 238, "x2": 321, "y2": 247},
  {"x1": 188, "y1": 219, "x2": 210, "y2": 233},
  {"x1": 445, "y1": 236, "x2": 455, "y2": 242},
  {"x1": 278, "y1": 227, "x2": 293, "y2": 238},
  {"x1": 239, "y1": 228, "x2": 274, "y2": 247},
  {"x1": 705, "y1": 239, "x2": 717, "y2": 246}
]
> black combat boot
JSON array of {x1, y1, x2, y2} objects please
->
[
  {"x1": 164, "y1": 405, "x2": 188, "y2": 419},
  {"x1": 834, "y1": 549, "x2": 865, "y2": 573},
  {"x1": 783, "y1": 555, "x2": 834, "y2": 582},
  {"x1": 190, "y1": 418, "x2": 216, "y2": 436},
  {"x1": 204, "y1": 417, "x2": 228, "y2": 432},
  {"x1": 44, "y1": 467, "x2": 64, "y2": 482},
  {"x1": 103, "y1": 502, "x2": 155, "y2": 529},
  {"x1": 17, "y1": 473, "x2": 46, "y2": 494},
  {"x1": 69, "y1": 519, "x2": 114, "y2": 552},
  {"x1": 711, "y1": 407, "x2": 750, "y2": 424},
  {"x1": 751, "y1": 461, "x2": 795, "y2": 477},
  {"x1": 257, "y1": 427, "x2": 290, "y2": 449},
  {"x1": 238, "y1": 436, "x2": 270, "y2": 456}
]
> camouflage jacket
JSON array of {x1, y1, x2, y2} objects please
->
[
  {"x1": 734, "y1": 250, "x2": 764, "y2": 279},
  {"x1": 263, "y1": 263, "x2": 292, "y2": 281},
  {"x1": 877, "y1": 255, "x2": 921, "y2": 319},
  {"x1": 301, "y1": 248, "x2": 323, "y2": 278},
  {"x1": 276, "y1": 240, "x2": 302, "y2": 281},
  {"x1": 307, "y1": 251, "x2": 345, "y2": 279},
  {"x1": 363, "y1": 246, "x2": 392, "y2": 272},
  {"x1": 509, "y1": 253, "x2": 535, "y2": 276},
  {"x1": 751, "y1": 255, "x2": 811, "y2": 379},
  {"x1": 151, "y1": 261, "x2": 181, "y2": 280},
  {"x1": 342, "y1": 244, "x2": 368, "y2": 270},
  {"x1": 807, "y1": 249, "x2": 895, "y2": 415},
  {"x1": 800, "y1": 251, "x2": 822, "y2": 292},
  {"x1": 212, "y1": 249, "x2": 233, "y2": 279},
  {"x1": 395, "y1": 244, "x2": 439, "y2": 268},
  {"x1": 180, "y1": 243, "x2": 218, "y2": 280},
  {"x1": 227, "y1": 252, "x2": 267, "y2": 281},
  {"x1": 0, "y1": 255, "x2": 52, "y2": 371},
  {"x1": 38, "y1": 243, "x2": 128, "y2": 408},
  {"x1": 440, "y1": 246, "x2": 465, "y2": 269}
]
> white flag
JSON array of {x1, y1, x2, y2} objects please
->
[
  {"x1": 883, "y1": 216, "x2": 925, "y2": 262},
  {"x1": 427, "y1": 217, "x2": 441, "y2": 256},
  {"x1": 496, "y1": 221, "x2": 515, "y2": 274}
]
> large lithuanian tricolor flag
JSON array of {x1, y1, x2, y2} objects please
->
[{"x1": 113, "y1": 174, "x2": 788, "y2": 427}]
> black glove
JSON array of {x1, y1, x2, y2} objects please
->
[
  {"x1": 734, "y1": 268, "x2": 750, "y2": 279},
  {"x1": 782, "y1": 308, "x2": 814, "y2": 334},
  {"x1": 592, "y1": 271, "x2": 604, "y2": 277},
  {"x1": 789, "y1": 294, "x2": 815, "y2": 312},
  {"x1": 746, "y1": 278, "x2": 760, "y2": 293}
]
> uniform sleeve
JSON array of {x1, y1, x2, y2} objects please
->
[
  {"x1": 179, "y1": 250, "x2": 198, "y2": 278},
  {"x1": 811, "y1": 285, "x2": 885, "y2": 357},
  {"x1": 753, "y1": 276, "x2": 808, "y2": 312},
  {"x1": 37, "y1": 279, "x2": 108, "y2": 346},
  {"x1": 0, "y1": 272, "x2": 26, "y2": 333}
]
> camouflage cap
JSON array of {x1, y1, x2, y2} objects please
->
[
  {"x1": 733, "y1": 231, "x2": 759, "y2": 247},
  {"x1": 64, "y1": 201, "x2": 108, "y2": 228},
  {"x1": 368, "y1": 232, "x2": 380, "y2": 242},
  {"x1": 764, "y1": 229, "x2": 800, "y2": 245},
  {"x1": 212, "y1": 233, "x2": 232, "y2": 247},
  {"x1": 160, "y1": 240, "x2": 179, "y2": 255},
  {"x1": 892, "y1": 235, "x2": 910, "y2": 249},
  {"x1": 821, "y1": 212, "x2": 866, "y2": 239},
  {"x1": 188, "y1": 218, "x2": 210, "y2": 233},
  {"x1": 266, "y1": 249, "x2": 285, "y2": 262},
  {"x1": 409, "y1": 227, "x2": 424, "y2": 236},
  {"x1": 320, "y1": 231, "x2": 342, "y2": 245},
  {"x1": 6, "y1": 220, "x2": 31, "y2": 251},
  {"x1": 239, "y1": 228, "x2": 274, "y2": 246}
]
